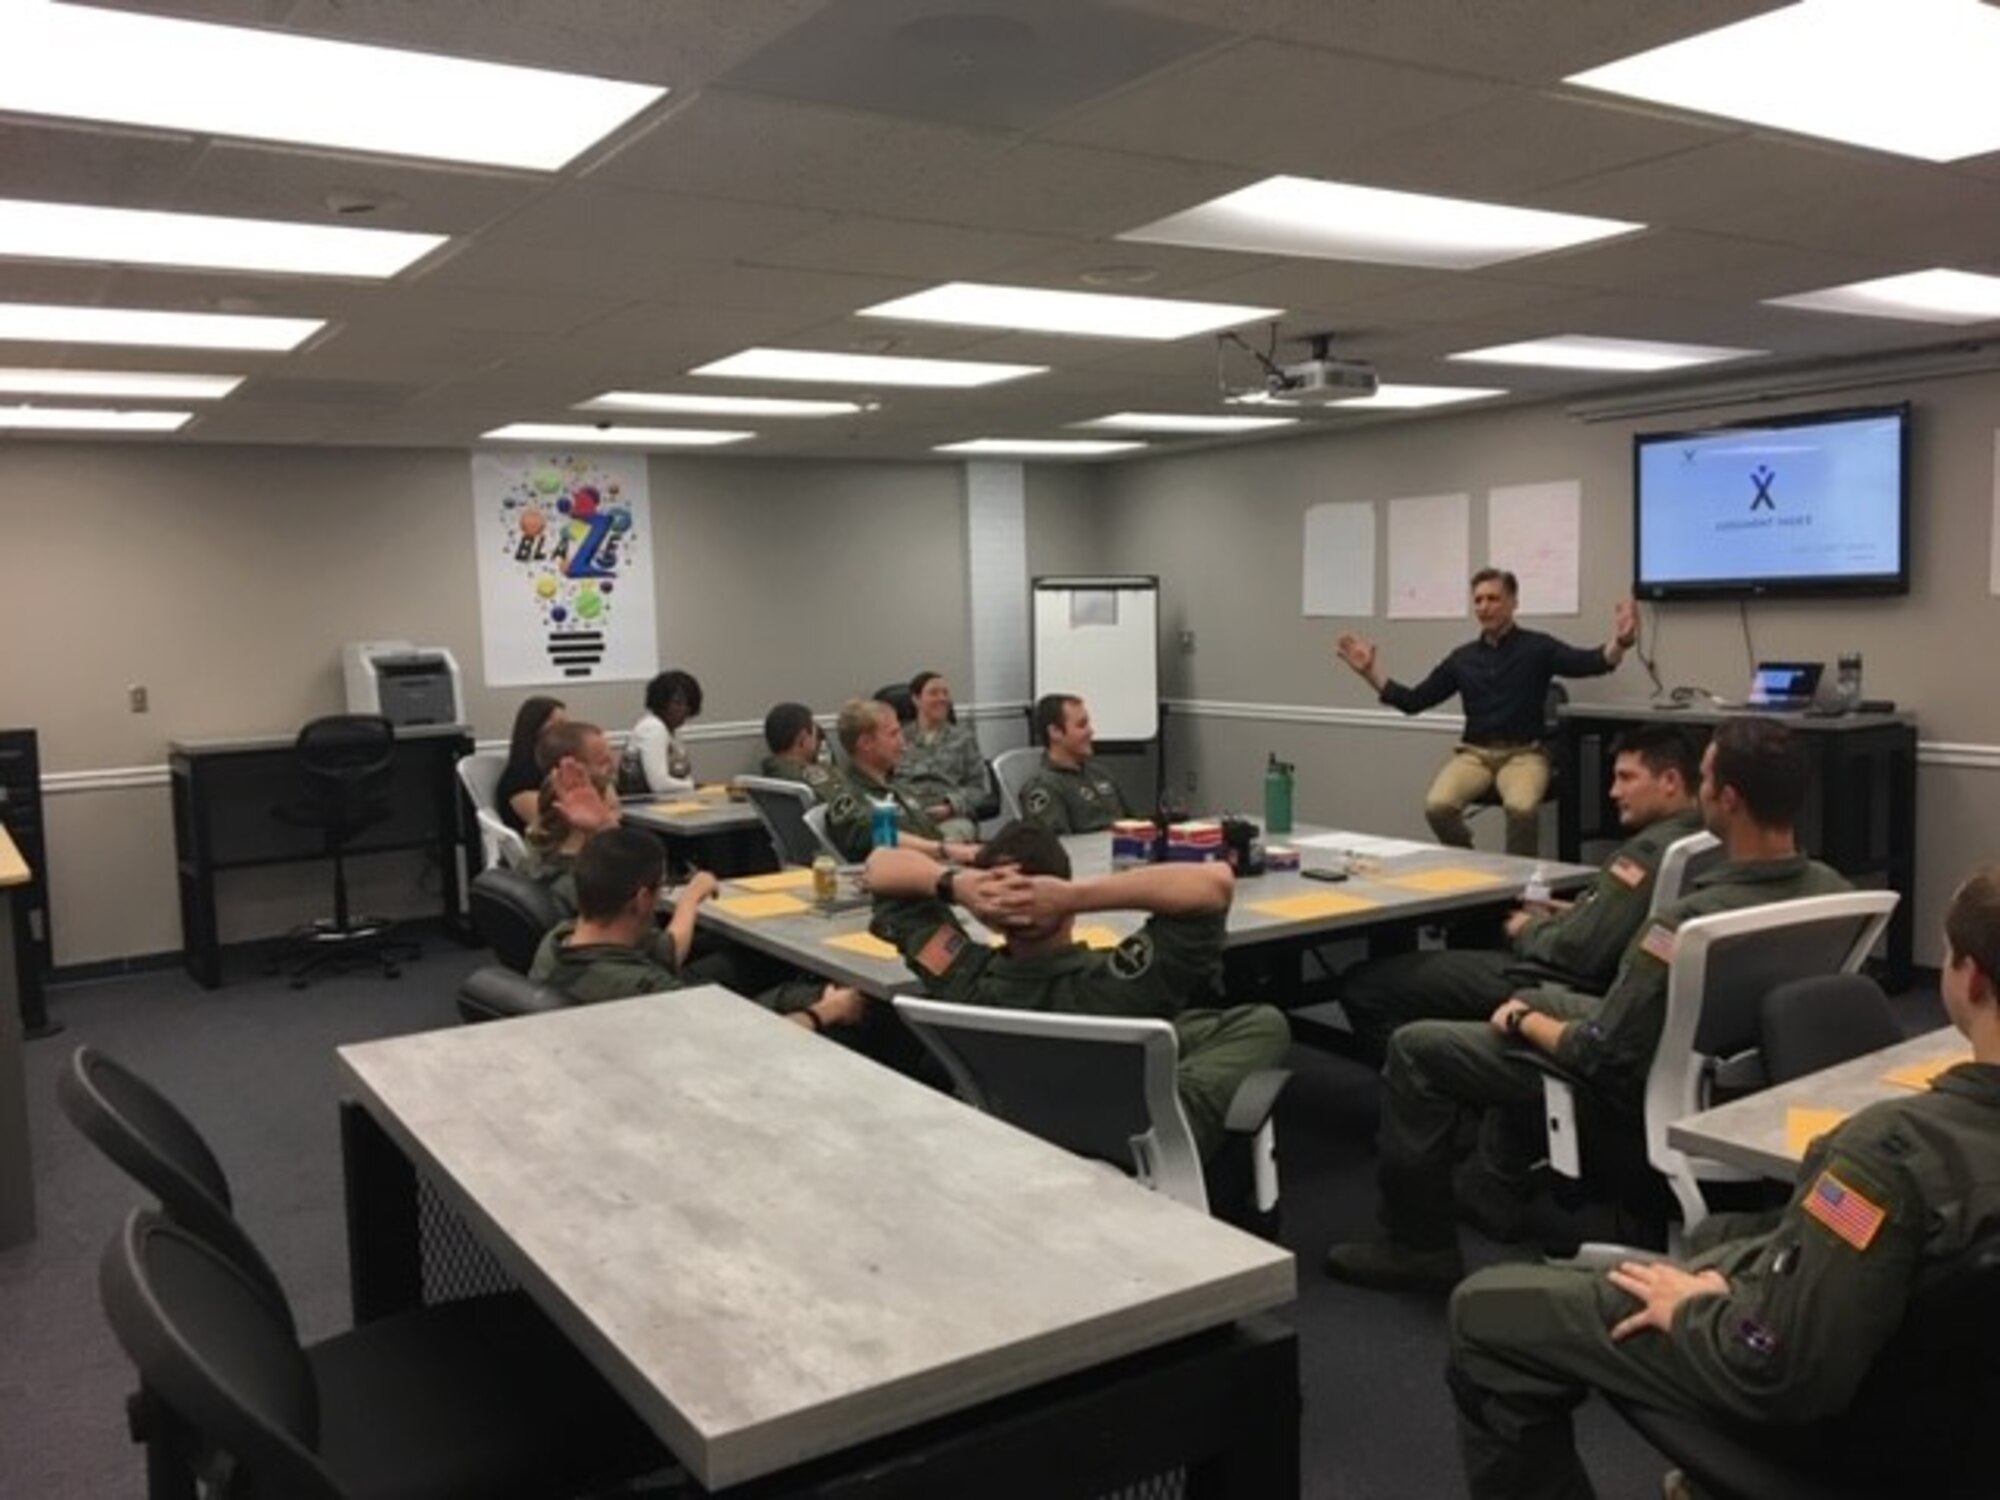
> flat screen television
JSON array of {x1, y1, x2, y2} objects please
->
[{"x1": 1633, "y1": 402, "x2": 1910, "y2": 601}]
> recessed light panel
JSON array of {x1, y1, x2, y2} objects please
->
[
  {"x1": 934, "y1": 439, "x2": 1145, "y2": 457},
  {"x1": 1076, "y1": 412, "x2": 1298, "y2": 434},
  {"x1": 1327, "y1": 384, "x2": 1510, "y2": 410},
  {"x1": 0, "y1": 199, "x2": 445, "y2": 279},
  {"x1": 580, "y1": 391, "x2": 865, "y2": 418},
  {"x1": 1448, "y1": 335, "x2": 1761, "y2": 372},
  {"x1": 1568, "y1": 0, "x2": 2000, "y2": 163},
  {"x1": 0, "y1": 405, "x2": 192, "y2": 432},
  {"x1": 1765, "y1": 268, "x2": 2000, "y2": 324},
  {"x1": 1119, "y1": 177, "x2": 1640, "y2": 270},
  {"x1": 0, "y1": 368, "x2": 242, "y2": 399},
  {"x1": 482, "y1": 423, "x2": 753, "y2": 448},
  {"x1": 693, "y1": 349, "x2": 1045, "y2": 389},
  {"x1": 2, "y1": 2, "x2": 666, "y2": 171},
  {"x1": 859, "y1": 283, "x2": 1279, "y2": 340},
  {"x1": 0, "y1": 303, "x2": 323, "y2": 352}
]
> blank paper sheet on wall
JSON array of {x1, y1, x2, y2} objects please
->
[
  {"x1": 1489, "y1": 481, "x2": 1581, "y2": 616},
  {"x1": 1386, "y1": 493, "x2": 1469, "y2": 619},
  {"x1": 1303, "y1": 501, "x2": 1375, "y2": 617}
]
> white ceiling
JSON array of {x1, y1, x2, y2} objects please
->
[{"x1": 5, "y1": 0, "x2": 1998, "y2": 458}]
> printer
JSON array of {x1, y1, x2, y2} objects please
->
[{"x1": 342, "y1": 641, "x2": 464, "y2": 727}]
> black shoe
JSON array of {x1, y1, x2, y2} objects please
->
[
  {"x1": 1455, "y1": 1163, "x2": 1530, "y2": 1245},
  {"x1": 1323, "y1": 1237, "x2": 1466, "y2": 1293}
]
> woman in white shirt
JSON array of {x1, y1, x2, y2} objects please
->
[{"x1": 628, "y1": 668, "x2": 701, "y2": 795}]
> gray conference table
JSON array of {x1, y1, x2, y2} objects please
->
[
  {"x1": 338, "y1": 989, "x2": 1299, "y2": 1496},
  {"x1": 621, "y1": 786, "x2": 775, "y2": 878},
  {"x1": 1667, "y1": 1026, "x2": 1969, "y2": 1180},
  {"x1": 672, "y1": 825, "x2": 1595, "y2": 1003}
]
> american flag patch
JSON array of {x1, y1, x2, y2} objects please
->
[
  {"x1": 914, "y1": 924, "x2": 967, "y2": 978},
  {"x1": 1803, "y1": 1169, "x2": 1887, "y2": 1251},
  {"x1": 1609, "y1": 856, "x2": 1648, "y2": 889},
  {"x1": 1638, "y1": 922, "x2": 1676, "y2": 963}
]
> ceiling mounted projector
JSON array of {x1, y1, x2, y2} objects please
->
[{"x1": 1263, "y1": 355, "x2": 1378, "y2": 403}]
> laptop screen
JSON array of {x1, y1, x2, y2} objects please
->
[{"x1": 1747, "y1": 661, "x2": 1824, "y2": 709}]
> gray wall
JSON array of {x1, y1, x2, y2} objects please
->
[{"x1": 1097, "y1": 371, "x2": 2000, "y2": 945}]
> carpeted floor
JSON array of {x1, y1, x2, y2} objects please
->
[{"x1": 0, "y1": 936, "x2": 1946, "y2": 1498}]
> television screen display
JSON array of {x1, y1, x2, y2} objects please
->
[{"x1": 1633, "y1": 403, "x2": 1909, "y2": 600}]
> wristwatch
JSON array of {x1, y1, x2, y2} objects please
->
[{"x1": 935, "y1": 867, "x2": 957, "y2": 905}]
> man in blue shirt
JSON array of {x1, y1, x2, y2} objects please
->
[{"x1": 1335, "y1": 568, "x2": 1638, "y2": 855}]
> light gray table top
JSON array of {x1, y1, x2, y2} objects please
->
[
  {"x1": 678, "y1": 825, "x2": 1593, "y2": 1000},
  {"x1": 1668, "y1": 1027, "x2": 1970, "y2": 1180},
  {"x1": 621, "y1": 790, "x2": 765, "y2": 837},
  {"x1": 337, "y1": 989, "x2": 1294, "y2": 1490}
]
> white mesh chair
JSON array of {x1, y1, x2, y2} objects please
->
[
  {"x1": 801, "y1": 804, "x2": 841, "y2": 859},
  {"x1": 474, "y1": 807, "x2": 530, "y2": 869},
  {"x1": 1650, "y1": 831, "x2": 1723, "y2": 917},
  {"x1": 457, "y1": 752, "x2": 528, "y2": 868},
  {"x1": 736, "y1": 775, "x2": 824, "y2": 867},
  {"x1": 990, "y1": 748, "x2": 1041, "y2": 824},
  {"x1": 1528, "y1": 889, "x2": 1898, "y2": 1244}
]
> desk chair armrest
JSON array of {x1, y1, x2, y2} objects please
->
[
  {"x1": 1223, "y1": 1069, "x2": 1291, "y2": 1136},
  {"x1": 1505, "y1": 1046, "x2": 1587, "y2": 1181},
  {"x1": 456, "y1": 966, "x2": 569, "y2": 1024}
]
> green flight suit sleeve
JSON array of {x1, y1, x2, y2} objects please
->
[
  {"x1": 1080, "y1": 911, "x2": 1226, "y2": 1020},
  {"x1": 1546, "y1": 914, "x2": 1677, "y2": 1083},
  {"x1": 871, "y1": 897, "x2": 992, "y2": 1002},
  {"x1": 823, "y1": 781, "x2": 876, "y2": 863},
  {"x1": 1511, "y1": 830, "x2": 1667, "y2": 986},
  {"x1": 1019, "y1": 772, "x2": 1073, "y2": 833}
]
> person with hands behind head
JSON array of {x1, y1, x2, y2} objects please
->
[
  {"x1": 1335, "y1": 568, "x2": 1639, "y2": 856},
  {"x1": 865, "y1": 821, "x2": 1289, "y2": 1160},
  {"x1": 1444, "y1": 863, "x2": 2000, "y2": 1500}
]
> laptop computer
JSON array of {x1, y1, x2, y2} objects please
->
[{"x1": 1746, "y1": 661, "x2": 1824, "y2": 712}]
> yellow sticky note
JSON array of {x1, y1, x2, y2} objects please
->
[
  {"x1": 1074, "y1": 925, "x2": 1125, "y2": 951},
  {"x1": 1882, "y1": 1052, "x2": 1971, "y2": 1091},
  {"x1": 825, "y1": 931, "x2": 900, "y2": 961},
  {"x1": 696, "y1": 783, "x2": 734, "y2": 799},
  {"x1": 1384, "y1": 868, "x2": 1510, "y2": 895},
  {"x1": 1785, "y1": 1106, "x2": 1848, "y2": 1157},
  {"x1": 710, "y1": 893, "x2": 811, "y2": 919},
  {"x1": 730, "y1": 869, "x2": 818, "y2": 894},
  {"x1": 657, "y1": 800, "x2": 710, "y2": 815},
  {"x1": 1251, "y1": 892, "x2": 1382, "y2": 920}
]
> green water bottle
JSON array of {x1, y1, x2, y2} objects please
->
[{"x1": 1263, "y1": 753, "x2": 1294, "y2": 835}]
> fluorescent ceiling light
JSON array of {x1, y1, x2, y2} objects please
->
[
  {"x1": 482, "y1": 423, "x2": 753, "y2": 448},
  {"x1": 693, "y1": 348, "x2": 1045, "y2": 389},
  {"x1": 1765, "y1": 268, "x2": 2000, "y2": 324},
  {"x1": 0, "y1": 198, "x2": 445, "y2": 279},
  {"x1": 1567, "y1": 0, "x2": 2000, "y2": 163},
  {"x1": 0, "y1": 303, "x2": 322, "y2": 352},
  {"x1": 1448, "y1": 335, "x2": 1761, "y2": 372},
  {"x1": 0, "y1": 367, "x2": 242, "y2": 399},
  {"x1": 1119, "y1": 176, "x2": 1639, "y2": 270},
  {"x1": 1327, "y1": 384, "x2": 1510, "y2": 410},
  {"x1": 1076, "y1": 412, "x2": 1297, "y2": 434},
  {"x1": 1, "y1": 2, "x2": 665, "y2": 171},
  {"x1": 0, "y1": 405, "x2": 192, "y2": 432},
  {"x1": 935, "y1": 439, "x2": 1145, "y2": 457},
  {"x1": 580, "y1": 391, "x2": 865, "y2": 419},
  {"x1": 859, "y1": 282, "x2": 1279, "y2": 340}
]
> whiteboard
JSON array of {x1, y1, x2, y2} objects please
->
[{"x1": 1031, "y1": 576, "x2": 1159, "y2": 742}]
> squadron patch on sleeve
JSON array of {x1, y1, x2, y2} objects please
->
[
  {"x1": 1024, "y1": 786, "x2": 1052, "y2": 815},
  {"x1": 830, "y1": 791, "x2": 861, "y2": 823},
  {"x1": 1107, "y1": 931, "x2": 1155, "y2": 981}
]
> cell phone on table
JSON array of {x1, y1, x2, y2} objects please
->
[{"x1": 1301, "y1": 867, "x2": 1349, "y2": 883}]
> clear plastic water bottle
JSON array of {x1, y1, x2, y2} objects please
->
[
  {"x1": 869, "y1": 798, "x2": 898, "y2": 850},
  {"x1": 1523, "y1": 864, "x2": 1551, "y2": 905}
]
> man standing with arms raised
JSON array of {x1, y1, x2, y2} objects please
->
[{"x1": 1335, "y1": 569, "x2": 1639, "y2": 856}]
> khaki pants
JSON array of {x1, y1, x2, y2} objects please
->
[{"x1": 1426, "y1": 744, "x2": 1550, "y2": 857}]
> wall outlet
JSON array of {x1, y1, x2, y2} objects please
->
[{"x1": 127, "y1": 684, "x2": 149, "y2": 714}]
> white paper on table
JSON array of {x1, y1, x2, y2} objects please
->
[
  {"x1": 1488, "y1": 481, "x2": 1580, "y2": 616},
  {"x1": 1302, "y1": 501, "x2": 1376, "y2": 617},
  {"x1": 1386, "y1": 493, "x2": 1469, "y2": 619},
  {"x1": 1293, "y1": 831, "x2": 1433, "y2": 859}
]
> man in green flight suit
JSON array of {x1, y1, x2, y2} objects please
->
[
  {"x1": 866, "y1": 821, "x2": 1290, "y2": 1161},
  {"x1": 1325, "y1": 717, "x2": 1849, "y2": 1292},
  {"x1": 1019, "y1": 693, "x2": 1132, "y2": 834},
  {"x1": 757, "y1": 701, "x2": 835, "y2": 801},
  {"x1": 823, "y1": 697, "x2": 982, "y2": 865},
  {"x1": 1340, "y1": 724, "x2": 1705, "y2": 1054},
  {"x1": 1446, "y1": 864, "x2": 2000, "y2": 1500},
  {"x1": 530, "y1": 825, "x2": 864, "y2": 1033}
]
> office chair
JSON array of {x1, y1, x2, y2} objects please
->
[
  {"x1": 1758, "y1": 972, "x2": 1904, "y2": 1084},
  {"x1": 893, "y1": 996, "x2": 1290, "y2": 1234},
  {"x1": 467, "y1": 868, "x2": 564, "y2": 975},
  {"x1": 270, "y1": 714, "x2": 417, "y2": 988},
  {"x1": 737, "y1": 774, "x2": 826, "y2": 867},
  {"x1": 456, "y1": 752, "x2": 528, "y2": 869},
  {"x1": 991, "y1": 747, "x2": 1041, "y2": 824},
  {"x1": 802, "y1": 803, "x2": 841, "y2": 858},
  {"x1": 457, "y1": 966, "x2": 571, "y2": 1024},
  {"x1": 1606, "y1": 1230, "x2": 2000, "y2": 1500},
  {"x1": 970, "y1": 757, "x2": 1004, "y2": 827},
  {"x1": 99, "y1": 1209, "x2": 670, "y2": 1500},
  {"x1": 1465, "y1": 682, "x2": 1568, "y2": 853},
  {"x1": 873, "y1": 681, "x2": 917, "y2": 724}
]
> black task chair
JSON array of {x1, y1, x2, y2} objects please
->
[
  {"x1": 270, "y1": 714, "x2": 418, "y2": 988},
  {"x1": 62, "y1": 1047, "x2": 668, "y2": 1498},
  {"x1": 100, "y1": 1210, "x2": 671, "y2": 1500},
  {"x1": 1466, "y1": 681, "x2": 1568, "y2": 853},
  {"x1": 457, "y1": 966, "x2": 570, "y2": 1025},
  {"x1": 1758, "y1": 972, "x2": 1903, "y2": 1085},
  {"x1": 468, "y1": 867, "x2": 564, "y2": 974},
  {"x1": 1608, "y1": 1231, "x2": 2000, "y2": 1500},
  {"x1": 736, "y1": 774, "x2": 828, "y2": 868}
]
